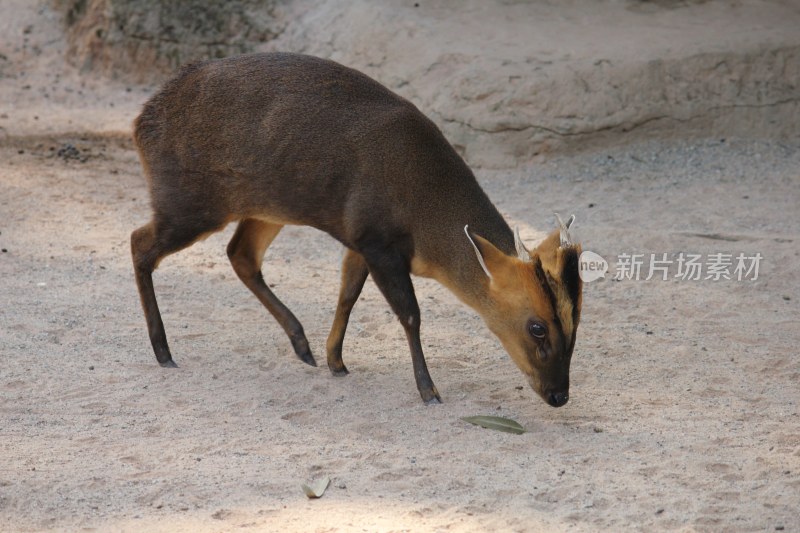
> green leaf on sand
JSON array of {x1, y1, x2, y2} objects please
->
[
  {"x1": 301, "y1": 476, "x2": 331, "y2": 499},
  {"x1": 461, "y1": 415, "x2": 527, "y2": 434}
]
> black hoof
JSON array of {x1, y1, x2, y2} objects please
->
[
  {"x1": 329, "y1": 365, "x2": 349, "y2": 377},
  {"x1": 159, "y1": 359, "x2": 178, "y2": 368},
  {"x1": 297, "y1": 351, "x2": 317, "y2": 367},
  {"x1": 291, "y1": 336, "x2": 316, "y2": 366},
  {"x1": 421, "y1": 386, "x2": 441, "y2": 405}
]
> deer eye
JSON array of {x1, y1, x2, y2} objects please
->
[{"x1": 528, "y1": 321, "x2": 547, "y2": 339}]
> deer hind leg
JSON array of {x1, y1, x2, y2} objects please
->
[
  {"x1": 326, "y1": 249, "x2": 369, "y2": 376},
  {"x1": 132, "y1": 216, "x2": 228, "y2": 367},
  {"x1": 227, "y1": 218, "x2": 316, "y2": 366}
]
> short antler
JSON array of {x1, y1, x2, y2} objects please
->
[{"x1": 554, "y1": 213, "x2": 576, "y2": 247}]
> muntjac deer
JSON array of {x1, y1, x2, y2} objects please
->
[{"x1": 131, "y1": 52, "x2": 583, "y2": 406}]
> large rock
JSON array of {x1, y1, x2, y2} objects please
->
[{"x1": 57, "y1": 0, "x2": 286, "y2": 80}]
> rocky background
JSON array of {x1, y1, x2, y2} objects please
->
[
  {"x1": 57, "y1": 0, "x2": 286, "y2": 78},
  {"x1": 50, "y1": 0, "x2": 800, "y2": 166}
]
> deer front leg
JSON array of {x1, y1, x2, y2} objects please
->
[
  {"x1": 360, "y1": 243, "x2": 441, "y2": 404},
  {"x1": 326, "y1": 249, "x2": 369, "y2": 376}
]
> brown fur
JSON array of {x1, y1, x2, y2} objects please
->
[{"x1": 130, "y1": 52, "x2": 582, "y2": 405}]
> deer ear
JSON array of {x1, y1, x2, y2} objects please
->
[
  {"x1": 464, "y1": 225, "x2": 492, "y2": 279},
  {"x1": 464, "y1": 225, "x2": 510, "y2": 281},
  {"x1": 514, "y1": 225, "x2": 531, "y2": 262}
]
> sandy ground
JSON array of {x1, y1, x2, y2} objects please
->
[
  {"x1": 1, "y1": 136, "x2": 798, "y2": 532},
  {"x1": 1, "y1": 1, "x2": 800, "y2": 532}
]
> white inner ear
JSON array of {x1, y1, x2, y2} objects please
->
[
  {"x1": 464, "y1": 225, "x2": 493, "y2": 280},
  {"x1": 514, "y1": 225, "x2": 531, "y2": 262}
]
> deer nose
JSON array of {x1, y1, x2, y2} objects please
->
[{"x1": 547, "y1": 391, "x2": 569, "y2": 407}]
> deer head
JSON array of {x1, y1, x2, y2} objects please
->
[{"x1": 465, "y1": 214, "x2": 583, "y2": 407}]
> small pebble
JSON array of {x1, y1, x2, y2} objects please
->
[{"x1": 88, "y1": 365, "x2": 94, "y2": 370}]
